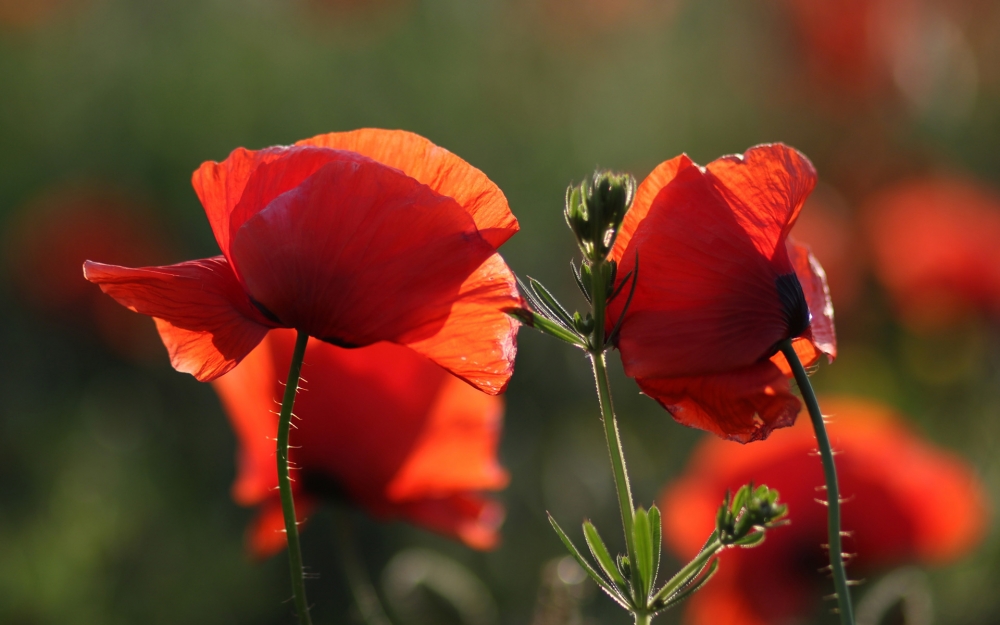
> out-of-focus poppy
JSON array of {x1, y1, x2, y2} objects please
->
[
  {"x1": 789, "y1": 186, "x2": 865, "y2": 314},
  {"x1": 3, "y1": 184, "x2": 171, "y2": 360},
  {"x1": 0, "y1": 0, "x2": 79, "y2": 29},
  {"x1": 777, "y1": 0, "x2": 979, "y2": 116},
  {"x1": 212, "y1": 329, "x2": 508, "y2": 557},
  {"x1": 865, "y1": 176, "x2": 1000, "y2": 330},
  {"x1": 604, "y1": 144, "x2": 836, "y2": 443},
  {"x1": 85, "y1": 129, "x2": 521, "y2": 394},
  {"x1": 660, "y1": 397, "x2": 988, "y2": 625}
]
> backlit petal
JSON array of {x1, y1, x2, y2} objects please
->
[
  {"x1": 229, "y1": 158, "x2": 497, "y2": 352},
  {"x1": 704, "y1": 144, "x2": 817, "y2": 268},
  {"x1": 83, "y1": 256, "x2": 272, "y2": 381},
  {"x1": 636, "y1": 360, "x2": 801, "y2": 443},
  {"x1": 298, "y1": 129, "x2": 518, "y2": 247},
  {"x1": 609, "y1": 154, "x2": 692, "y2": 263},
  {"x1": 609, "y1": 163, "x2": 790, "y2": 379},
  {"x1": 398, "y1": 253, "x2": 521, "y2": 394},
  {"x1": 193, "y1": 145, "x2": 367, "y2": 265}
]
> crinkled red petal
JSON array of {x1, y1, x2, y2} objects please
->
[
  {"x1": 608, "y1": 162, "x2": 792, "y2": 379},
  {"x1": 298, "y1": 129, "x2": 518, "y2": 248},
  {"x1": 229, "y1": 158, "x2": 500, "y2": 354},
  {"x1": 704, "y1": 144, "x2": 817, "y2": 269},
  {"x1": 83, "y1": 256, "x2": 272, "y2": 381},
  {"x1": 636, "y1": 359, "x2": 801, "y2": 443}
]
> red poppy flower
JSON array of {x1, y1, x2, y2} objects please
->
[
  {"x1": 4, "y1": 184, "x2": 172, "y2": 360},
  {"x1": 604, "y1": 144, "x2": 836, "y2": 443},
  {"x1": 84, "y1": 129, "x2": 521, "y2": 394},
  {"x1": 660, "y1": 397, "x2": 988, "y2": 625},
  {"x1": 865, "y1": 176, "x2": 1000, "y2": 329},
  {"x1": 212, "y1": 328, "x2": 509, "y2": 557}
]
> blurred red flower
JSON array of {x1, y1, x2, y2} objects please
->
[
  {"x1": 604, "y1": 144, "x2": 836, "y2": 443},
  {"x1": 661, "y1": 397, "x2": 988, "y2": 625},
  {"x1": 85, "y1": 129, "x2": 521, "y2": 394},
  {"x1": 777, "y1": 0, "x2": 979, "y2": 114},
  {"x1": 3, "y1": 184, "x2": 172, "y2": 360},
  {"x1": 865, "y1": 176, "x2": 1000, "y2": 329},
  {"x1": 789, "y1": 187, "x2": 865, "y2": 315},
  {"x1": 212, "y1": 329, "x2": 509, "y2": 557}
]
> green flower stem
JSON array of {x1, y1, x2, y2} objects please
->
[
  {"x1": 634, "y1": 612, "x2": 652, "y2": 625},
  {"x1": 588, "y1": 259, "x2": 637, "y2": 588},
  {"x1": 780, "y1": 340, "x2": 855, "y2": 625},
  {"x1": 278, "y1": 330, "x2": 313, "y2": 625},
  {"x1": 334, "y1": 508, "x2": 393, "y2": 625}
]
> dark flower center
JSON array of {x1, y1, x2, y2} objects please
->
[{"x1": 776, "y1": 273, "x2": 811, "y2": 339}]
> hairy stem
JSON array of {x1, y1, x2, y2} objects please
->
[
  {"x1": 588, "y1": 259, "x2": 638, "y2": 596},
  {"x1": 780, "y1": 340, "x2": 855, "y2": 625},
  {"x1": 278, "y1": 330, "x2": 313, "y2": 625}
]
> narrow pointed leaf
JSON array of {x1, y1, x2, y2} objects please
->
[
  {"x1": 583, "y1": 521, "x2": 627, "y2": 588},
  {"x1": 509, "y1": 309, "x2": 587, "y2": 347},
  {"x1": 571, "y1": 261, "x2": 593, "y2": 304},
  {"x1": 734, "y1": 531, "x2": 766, "y2": 547},
  {"x1": 648, "y1": 504, "x2": 662, "y2": 585},
  {"x1": 548, "y1": 514, "x2": 631, "y2": 608},
  {"x1": 607, "y1": 269, "x2": 633, "y2": 302},
  {"x1": 528, "y1": 277, "x2": 576, "y2": 328},
  {"x1": 516, "y1": 276, "x2": 571, "y2": 330},
  {"x1": 658, "y1": 559, "x2": 720, "y2": 612},
  {"x1": 606, "y1": 253, "x2": 639, "y2": 345},
  {"x1": 632, "y1": 507, "x2": 654, "y2": 601}
]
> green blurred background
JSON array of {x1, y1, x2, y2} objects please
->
[{"x1": 2, "y1": 0, "x2": 1000, "y2": 623}]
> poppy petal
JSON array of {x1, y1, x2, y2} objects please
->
[
  {"x1": 704, "y1": 144, "x2": 817, "y2": 267},
  {"x1": 609, "y1": 154, "x2": 692, "y2": 263},
  {"x1": 609, "y1": 163, "x2": 792, "y2": 379},
  {"x1": 386, "y1": 372, "x2": 509, "y2": 501},
  {"x1": 297, "y1": 129, "x2": 518, "y2": 247},
  {"x1": 212, "y1": 333, "x2": 281, "y2": 506},
  {"x1": 636, "y1": 360, "x2": 801, "y2": 443},
  {"x1": 83, "y1": 256, "x2": 272, "y2": 381},
  {"x1": 229, "y1": 158, "x2": 499, "y2": 357},
  {"x1": 395, "y1": 494, "x2": 505, "y2": 551},
  {"x1": 398, "y1": 253, "x2": 521, "y2": 395},
  {"x1": 192, "y1": 145, "x2": 361, "y2": 263},
  {"x1": 246, "y1": 495, "x2": 317, "y2": 560}
]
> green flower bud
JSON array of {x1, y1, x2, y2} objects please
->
[{"x1": 563, "y1": 169, "x2": 636, "y2": 262}]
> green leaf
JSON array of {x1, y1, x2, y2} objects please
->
[
  {"x1": 656, "y1": 559, "x2": 720, "y2": 612},
  {"x1": 548, "y1": 514, "x2": 631, "y2": 609},
  {"x1": 648, "y1": 504, "x2": 662, "y2": 585},
  {"x1": 528, "y1": 277, "x2": 576, "y2": 328},
  {"x1": 571, "y1": 261, "x2": 593, "y2": 304},
  {"x1": 733, "y1": 531, "x2": 766, "y2": 547},
  {"x1": 606, "y1": 252, "x2": 639, "y2": 345},
  {"x1": 508, "y1": 309, "x2": 587, "y2": 347},
  {"x1": 582, "y1": 521, "x2": 627, "y2": 588},
  {"x1": 632, "y1": 507, "x2": 654, "y2": 600}
]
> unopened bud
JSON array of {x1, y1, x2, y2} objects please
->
[{"x1": 563, "y1": 169, "x2": 636, "y2": 262}]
